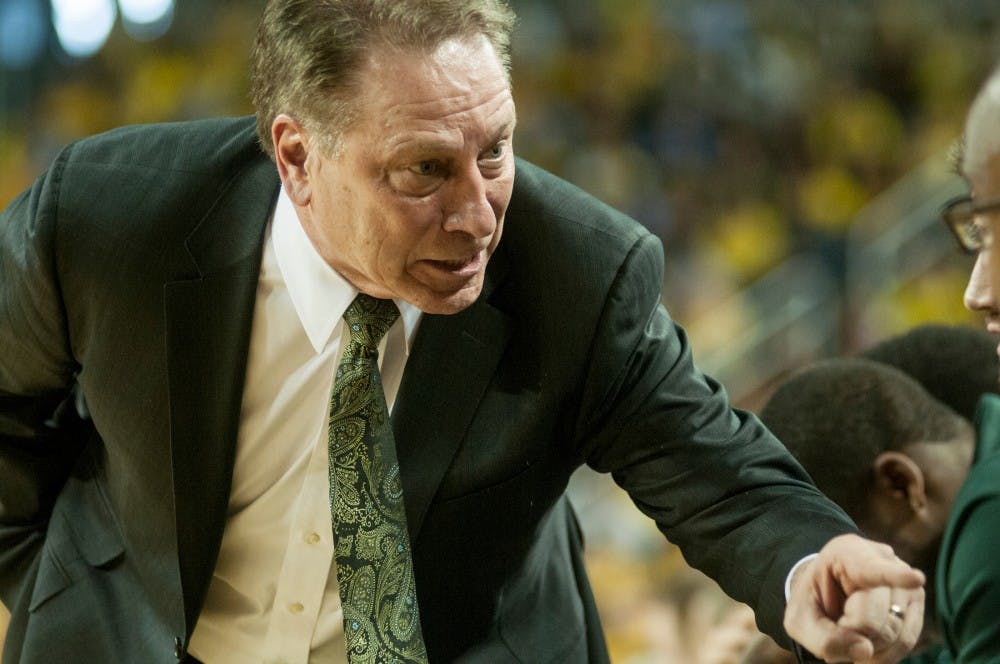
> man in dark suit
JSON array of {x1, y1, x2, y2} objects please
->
[{"x1": 0, "y1": 1, "x2": 924, "y2": 662}]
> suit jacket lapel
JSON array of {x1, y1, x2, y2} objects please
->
[
  {"x1": 163, "y1": 154, "x2": 279, "y2": 635},
  {"x1": 392, "y1": 248, "x2": 512, "y2": 544}
]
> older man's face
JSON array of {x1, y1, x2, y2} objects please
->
[{"x1": 283, "y1": 34, "x2": 516, "y2": 314}]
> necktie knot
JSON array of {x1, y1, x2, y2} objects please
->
[{"x1": 343, "y1": 293, "x2": 400, "y2": 354}]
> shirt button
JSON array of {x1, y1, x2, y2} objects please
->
[
  {"x1": 288, "y1": 602, "x2": 305, "y2": 614},
  {"x1": 305, "y1": 532, "x2": 321, "y2": 544}
]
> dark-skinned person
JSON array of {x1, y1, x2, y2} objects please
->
[{"x1": 760, "y1": 353, "x2": 1000, "y2": 663}]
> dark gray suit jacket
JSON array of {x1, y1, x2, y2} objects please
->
[{"x1": 0, "y1": 117, "x2": 857, "y2": 662}]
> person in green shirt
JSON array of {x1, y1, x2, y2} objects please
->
[{"x1": 759, "y1": 325, "x2": 1000, "y2": 663}]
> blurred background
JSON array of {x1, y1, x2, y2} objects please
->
[{"x1": 2, "y1": 0, "x2": 999, "y2": 661}]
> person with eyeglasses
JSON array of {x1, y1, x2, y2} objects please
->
[
  {"x1": 932, "y1": 63, "x2": 1000, "y2": 663},
  {"x1": 941, "y1": 195, "x2": 996, "y2": 256},
  {"x1": 945, "y1": 66, "x2": 1000, "y2": 351}
]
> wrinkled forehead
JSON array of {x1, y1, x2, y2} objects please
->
[{"x1": 964, "y1": 73, "x2": 1000, "y2": 191}]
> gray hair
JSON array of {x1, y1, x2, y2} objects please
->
[{"x1": 250, "y1": 0, "x2": 517, "y2": 158}]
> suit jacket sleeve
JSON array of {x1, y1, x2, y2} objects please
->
[
  {"x1": 0, "y1": 146, "x2": 87, "y2": 609},
  {"x1": 570, "y1": 226, "x2": 857, "y2": 640}
]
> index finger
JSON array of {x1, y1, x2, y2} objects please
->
[{"x1": 821, "y1": 535, "x2": 925, "y2": 593}]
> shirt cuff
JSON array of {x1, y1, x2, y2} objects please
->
[{"x1": 785, "y1": 553, "x2": 819, "y2": 600}]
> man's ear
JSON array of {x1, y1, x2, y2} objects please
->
[
  {"x1": 871, "y1": 450, "x2": 928, "y2": 514},
  {"x1": 272, "y1": 113, "x2": 313, "y2": 205}
]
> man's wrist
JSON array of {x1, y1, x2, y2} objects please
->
[{"x1": 785, "y1": 553, "x2": 818, "y2": 600}]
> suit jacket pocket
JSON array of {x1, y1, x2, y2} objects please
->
[{"x1": 28, "y1": 472, "x2": 125, "y2": 611}]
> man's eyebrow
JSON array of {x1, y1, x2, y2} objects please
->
[
  {"x1": 390, "y1": 134, "x2": 461, "y2": 157},
  {"x1": 486, "y1": 118, "x2": 517, "y2": 146},
  {"x1": 499, "y1": 117, "x2": 517, "y2": 137},
  {"x1": 391, "y1": 115, "x2": 517, "y2": 157}
]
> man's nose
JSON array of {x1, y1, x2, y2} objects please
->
[
  {"x1": 964, "y1": 251, "x2": 996, "y2": 313},
  {"x1": 443, "y1": 167, "x2": 497, "y2": 238}
]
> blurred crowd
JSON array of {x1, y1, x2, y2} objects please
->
[
  {"x1": 3, "y1": 1, "x2": 1000, "y2": 660},
  {"x1": 2, "y1": 1, "x2": 997, "y2": 337},
  {"x1": 3, "y1": 2, "x2": 996, "y2": 375}
]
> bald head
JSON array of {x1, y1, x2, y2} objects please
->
[{"x1": 963, "y1": 65, "x2": 1000, "y2": 184}]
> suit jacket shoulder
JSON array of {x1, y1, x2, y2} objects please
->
[
  {"x1": 504, "y1": 157, "x2": 652, "y2": 291},
  {"x1": 49, "y1": 116, "x2": 266, "y2": 253}
]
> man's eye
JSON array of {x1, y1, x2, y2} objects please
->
[
  {"x1": 484, "y1": 143, "x2": 505, "y2": 160},
  {"x1": 411, "y1": 161, "x2": 440, "y2": 177}
]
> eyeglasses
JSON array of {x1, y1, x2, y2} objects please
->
[{"x1": 940, "y1": 195, "x2": 1000, "y2": 254}]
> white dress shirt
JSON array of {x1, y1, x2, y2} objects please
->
[{"x1": 188, "y1": 187, "x2": 422, "y2": 664}]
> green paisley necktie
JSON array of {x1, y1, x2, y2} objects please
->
[{"x1": 327, "y1": 294, "x2": 428, "y2": 664}]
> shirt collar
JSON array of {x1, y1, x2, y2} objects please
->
[
  {"x1": 271, "y1": 186, "x2": 421, "y2": 354},
  {"x1": 974, "y1": 393, "x2": 1000, "y2": 461}
]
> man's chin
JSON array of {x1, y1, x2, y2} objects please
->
[{"x1": 411, "y1": 282, "x2": 484, "y2": 315}]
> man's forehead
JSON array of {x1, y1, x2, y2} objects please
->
[
  {"x1": 361, "y1": 34, "x2": 504, "y2": 83},
  {"x1": 963, "y1": 74, "x2": 1000, "y2": 184},
  {"x1": 355, "y1": 36, "x2": 513, "y2": 120}
]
